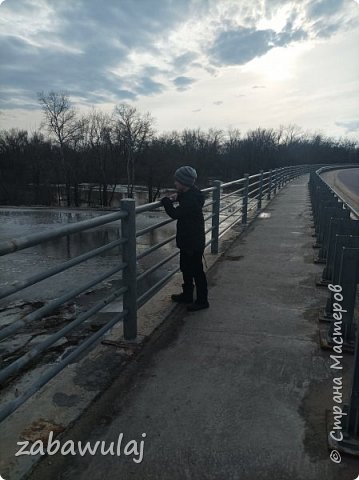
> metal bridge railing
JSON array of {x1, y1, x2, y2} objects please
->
[
  {"x1": 308, "y1": 163, "x2": 359, "y2": 455},
  {"x1": 0, "y1": 163, "x2": 311, "y2": 421}
]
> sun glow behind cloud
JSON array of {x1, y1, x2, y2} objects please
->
[
  {"x1": 241, "y1": 42, "x2": 313, "y2": 82},
  {"x1": 257, "y1": 3, "x2": 296, "y2": 32}
]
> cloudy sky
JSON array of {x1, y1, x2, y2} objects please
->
[{"x1": 0, "y1": 0, "x2": 358, "y2": 139}]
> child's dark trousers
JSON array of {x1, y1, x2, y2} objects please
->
[{"x1": 179, "y1": 249, "x2": 208, "y2": 303}]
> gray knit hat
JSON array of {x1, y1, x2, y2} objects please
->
[{"x1": 174, "y1": 166, "x2": 197, "y2": 186}]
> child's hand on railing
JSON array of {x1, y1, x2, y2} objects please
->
[
  {"x1": 161, "y1": 193, "x2": 177, "y2": 202},
  {"x1": 169, "y1": 193, "x2": 178, "y2": 202}
]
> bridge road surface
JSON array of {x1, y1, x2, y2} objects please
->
[
  {"x1": 321, "y1": 167, "x2": 359, "y2": 215},
  {"x1": 29, "y1": 174, "x2": 359, "y2": 480}
]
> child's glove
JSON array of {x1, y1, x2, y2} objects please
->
[
  {"x1": 160, "y1": 193, "x2": 177, "y2": 205},
  {"x1": 169, "y1": 193, "x2": 178, "y2": 202}
]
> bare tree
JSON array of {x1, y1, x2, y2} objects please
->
[
  {"x1": 113, "y1": 103, "x2": 155, "y2": 197},
  {"x1": 38, "y1": 91, "x2": 82, "y2": 206},
  {"x1": 85, "y1": 109, "x2": 114, "y2": 206},
  {"x1": 278, "y1": 124, "x2": 304, "y2": 146},
  {"x1": 0, "y1": 128, "x2": 28, "y2": 203}
]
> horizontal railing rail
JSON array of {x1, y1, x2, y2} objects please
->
[
  {"x1": 0, "y1": 238, "x2": 127, "y2": 300},
  {"x1": 0, "y1": 163, "x2": 318, "y2": 422},
  {"x1": 0, "y1": 210, "x2": 128, "y2": 256}
]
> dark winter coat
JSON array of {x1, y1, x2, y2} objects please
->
[{"x1": 161, "y1": 186, "x2": 205, "y2": 254}]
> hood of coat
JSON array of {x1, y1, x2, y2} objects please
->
[{"x1": 179, "y1": 186, "x2": 205, "y2": 208}]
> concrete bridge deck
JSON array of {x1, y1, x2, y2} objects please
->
[{"x1": 29, "y1": 174, "x2": 359, "y2": 480}]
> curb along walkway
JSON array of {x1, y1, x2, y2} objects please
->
[{"x1": 30, "y1": 174, "x2": 359, "y2": 480}]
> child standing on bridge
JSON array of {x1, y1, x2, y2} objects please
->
[{"x1": 161, "y1": 166, "x2": 209, "y2": 312}]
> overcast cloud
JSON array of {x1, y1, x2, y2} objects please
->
[{"x1": 0, "y1": 0, "x2": 358, "y2": 138}]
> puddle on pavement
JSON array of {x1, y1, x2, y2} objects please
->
[{"x1": 258, "y1": 212, "x2": 271, "y2": 219}]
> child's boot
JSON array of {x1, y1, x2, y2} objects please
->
[{"x1": 171, "y1": 283, "x2": 194, "y2": 303}]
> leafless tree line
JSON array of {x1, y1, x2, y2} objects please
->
[{"x1": 0, "y1": 91, "x2": 357, "y2": 207}]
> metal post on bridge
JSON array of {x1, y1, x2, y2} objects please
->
[
  {"x1": 120, "y1": 198, "x2": 137, "y2": 340},
  {"x1": 322, "y1": 234, "x2": 359, "y2": 322},
  {"x1": 322, "y1": 245, "x2": 359, "y2": 351},
  {"x1": 258, "y1": 170, "x2": 264, "y2": 209},
  {"x1": 318, "y1": 218, "x2": 359, "y2": 288},
  {"x1": 278, "y1": 168, "x2": 283, "y2": 190},
  {"x1": 327, "y1": 247, "x2": 359, "y2": 455},
  {"x1": 211, "y1": 180, "x2": 221, "y2": 254},
  {"x1": 273, "y1": 168, "x2": 278, "y2": 195},
  {"x1": 267, "y1": 169, "x2": 273, "y2": 200},
  {"x1": 345, "y1": 250, "x2": 359, "y2": 434},
  {"x1": 289, "y1": 166, "x2": 294, "y2": 181},
  {"x1": 242, "y1": 173, "x2": 249, "y2": 224}
]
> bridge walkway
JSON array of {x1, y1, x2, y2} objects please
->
[{"x1": 30, "y1": 174, "x2": 359, "y2": 480}]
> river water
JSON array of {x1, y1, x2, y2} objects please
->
[
  {"x1": 0, "y1": 192, "x2": 242, "y2": 307},
  {"x1": 0, "y1": 206, "x2": 178, "y2": 305},
  {"x1": 0, "y1": 194, "x2": 242, "y2": 393}
]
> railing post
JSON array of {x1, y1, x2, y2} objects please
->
[
  {"x1": 328, "y1": 248, "x2": 359, "y2": 455},
  {"x1": 277, "y1": 168, "x2": 281, "y2": 191},
  {"x1": 211, "y1": 180, "x2": 221, "y2": 254},
  {"x1": 242, "y1": 173, "x2": 249, "y2": 224},
  {"x1": 258, "y1": 170, "x2": 263, "y2": 209},
  {"x1": 346, "y1": 249, "x2": 359, "y2": 435},
  {"x1": 273, "y1": 168, "x2": 278, "y2": 195},
  {"x1": 120, "y1": 198, "x2": 137, "y2": 340},
  {"x1": 280, "y1": 167, "x2": 284, "y2": 187},
  {"x1": 267, "y1": 169, "x2": 273, "y2": 200}
]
